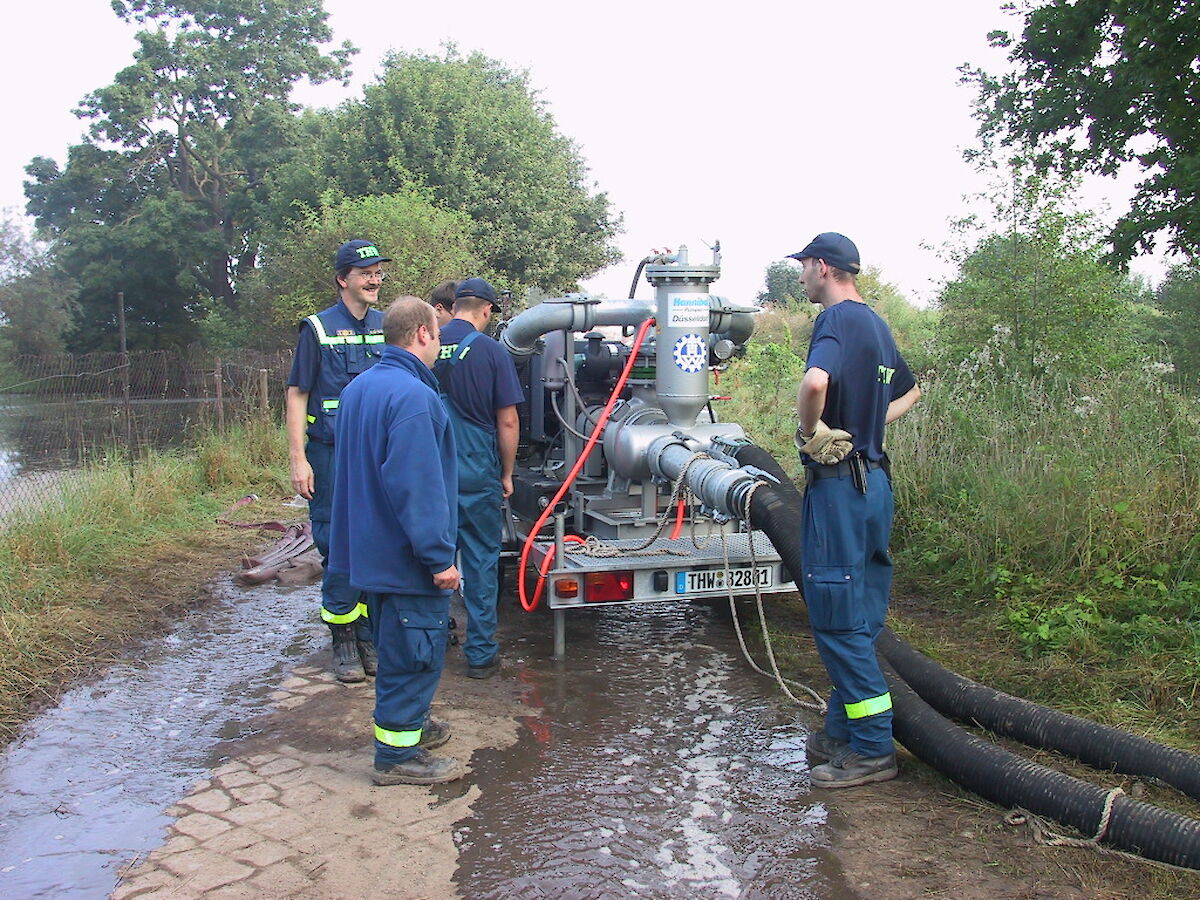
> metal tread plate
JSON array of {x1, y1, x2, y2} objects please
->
[{"x1": 551, "y1": 530, "x2": 781, "y2": 572}]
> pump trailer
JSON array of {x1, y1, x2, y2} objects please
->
[{"x1": 497, "y1": 244, "x2": 797, "y2": 655}]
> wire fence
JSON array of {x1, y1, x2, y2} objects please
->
[{"x1": 0, "y1": 348, "x2": 293, "y2": 522}]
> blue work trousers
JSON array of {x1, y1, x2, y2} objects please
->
[
  {"x1": 369, "y1": 592, "x2": 451, "y2": 766},
  {"x1": 306, "y1": 440, "x2": 367, "y2": 631},
  {"x1": 449, "y1": 409, "x2": 503, "y2": 668},
  {"x1": 801, "y1": 466, "x2": 895, "y2": 758}
]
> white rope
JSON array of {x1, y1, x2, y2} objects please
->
[
  {"x1": 999, "y1": 788, "x2": 1192, "y2": 871},
  {"x1": 721, "y1": 479, "x2": 827, "y2": 713}
]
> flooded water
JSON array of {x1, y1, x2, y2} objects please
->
[
  {"x1": 455, "y1": 601, "x2": 844, "y2": 899},
  {"x1": 0, "y1": 580, "x2": 843, "y2": 899},
  {"x1": 0, "y1": 578, "x2": 325, "y2": 899}
]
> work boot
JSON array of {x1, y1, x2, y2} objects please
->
[
  {"x1": 372, "y1": 748, "x2": 464, "y2": 785},
  {"x1": 810, "y1": 748, "x2": 898, "y2": 789},
  {"x1": 806, "y1": 730, "x2": 850, "y2": 765},
  {"x1": 355, "y1": 621, "x2": 377, "y2": 676},
  {"x1": 419, "y1": 718, "x2": 452, "y2": 750},
  {"x1": 331, "y1": 624, "x2": 366, "y2": 683},
  {"x1": 466, "y1": 654, "x2": 501, "y2": 680}
]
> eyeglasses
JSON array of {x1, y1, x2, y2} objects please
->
[{"x1": 352, "y1": 270, "x2": 388, "y2": 281}]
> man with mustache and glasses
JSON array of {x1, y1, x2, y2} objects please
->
[{"x1": 286, "y1": 240, "x2": 390, "y2": 684}]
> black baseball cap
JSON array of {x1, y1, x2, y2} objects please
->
[
  {"x1": 787, "y1": 232, "x2": 861, "y2": 275},
  {"x1": 455, "y1": 277, "x2": 499, "y2": 308}
]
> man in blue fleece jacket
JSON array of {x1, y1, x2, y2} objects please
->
[{"x1": 329, "y1": 296, "x2": 464, "y2": 785}]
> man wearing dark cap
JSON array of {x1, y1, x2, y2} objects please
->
[
  {"x1": 286, "y1": 239, "x2": 390, "y2": 683},
  {"x1": 433, "y1": 277, "x2": 523, "y2": 678},
  {"x1": 789, "y1": 232, "x2": 921, "y2": 788}
]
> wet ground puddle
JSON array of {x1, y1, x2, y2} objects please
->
[
  {"x1": 454, "y1": 601, "x2": 845, "y2": 899},
  {"x1": 0, "y1": 577, "x2": 324, "y2": 899}
]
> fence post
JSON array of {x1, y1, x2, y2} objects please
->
[
  {"x1": 117, "y1": 291, "x2": 134, "y2": 481},
  {"x1": 259, "y1": 368, "x2": 270, "y2": 421},
  {"x1": 215, "y1": 357, "x2": 224, "y2": 432}
]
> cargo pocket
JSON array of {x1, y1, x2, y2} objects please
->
[
  {"x1": 397, "y1": 606, "x2": 450, "y2": 670},
  {"x1": 803, "y1": 565, "x2": 864, "y2": 631}
]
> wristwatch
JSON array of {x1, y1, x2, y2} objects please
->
[{"x1": 794, "y1": 424, "x2": 813, "y2": 451}]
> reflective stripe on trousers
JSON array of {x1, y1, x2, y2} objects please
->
[
  {"x1": 802, "y1": 466, "x2": 896, "y2": 758},
  {"x1": 307, "y1": 440, "x2": 365, "y2": 622}
]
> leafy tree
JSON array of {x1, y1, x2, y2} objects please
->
[
  {"x1": 25, "y1": 0, "x2": 353, "y2": 348},
  {"x1": 757, "y1": 261, "x2": 804, "y2": 307},
  {"x1": 962, "y1": 0, "x2": 1200, "y2": 264},
  {"x1": 218, "y1": 191, "x2": 481, "y2": 350},
  {"x1": 1154, "y1": 261, "x2": 1200, "y2": 387},
  {"x1": 0, "y1": 215, "x2": 77, "y2": 359},
  {"x1": 273, "y1": 47, "x2": 620, "y2": 293},
  {"x1": 935, "y1": 172, "x2": 1142, "y2": 378}
]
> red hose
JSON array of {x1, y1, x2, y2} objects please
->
[
  {"x1": 669, "y1": 495, "x2": 685, "y2": 541},
  {"x1": 518, "y1": 316, "x2": 656, "y2": 611}
]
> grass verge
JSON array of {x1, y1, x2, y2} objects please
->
[{"x1": 0, "y1": 419, "x2": 292, "y2": 744}]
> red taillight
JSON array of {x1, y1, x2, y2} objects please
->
[{"x1": 585, "y1": 570, "x2": 634, "y2": 603}]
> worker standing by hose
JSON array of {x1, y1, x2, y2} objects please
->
[
  {"x1": 285, "y1": 240, "x2": 389, "y2": 683},
  {"x1": 791, "y1": 232, "x2": 921, "y2": 788}
]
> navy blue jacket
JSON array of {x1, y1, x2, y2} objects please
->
[
  {"x1": 286, "y1": 300, "x2": 385, "y2": 444},
  {"x1": 328, "y1": 346, "x2": 458, "y2": 596}
]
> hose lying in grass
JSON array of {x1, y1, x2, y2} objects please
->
[{"x1": 876, "y1": 626, "x2": 1200, "y2": 803}]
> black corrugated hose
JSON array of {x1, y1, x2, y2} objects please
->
[
  {"x1": 732, "y1": 442, "x2": 1200, "y2": 870},
  {"x1": 883, "y1": 657, "x2": 1200, "y2": 869},
  {"x1": 876, "y1": 626, "x2": 1200, "y2": 802}
]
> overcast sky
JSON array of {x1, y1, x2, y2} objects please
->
[{"x1": 0, "y1": 1, "x2": 1169, "y2": 305}]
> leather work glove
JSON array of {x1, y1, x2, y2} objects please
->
[{"x1": 795, "y1": 420, "x2": 854, "y2": 465}]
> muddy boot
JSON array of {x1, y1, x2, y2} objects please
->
[
  {"x1": 331, "y1": 624, "x2": 366, "y2": 683},
  {"x1": 372, "y1": 748, "x2": 463, "y2": 785},
  {"x1": 355, "y1": 620, "x2": 377, "y2": 677}
]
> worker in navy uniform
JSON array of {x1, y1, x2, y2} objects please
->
[
  {"x1": 285, "y1": 239, "x2": 389, "y2": 683},
  {"x1": 791, "y1": 232, "x2": 921, "y2": 788},
  {"x1": 328, "y1": 297, "x2": 464, "y2": 785},
  {"x1": 433, "y1": 278, "x2": 523, "y2": 679}
]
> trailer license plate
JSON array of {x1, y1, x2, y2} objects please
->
[{"x1": 676, "y1": 566, "x2": 773, "y2": 594}]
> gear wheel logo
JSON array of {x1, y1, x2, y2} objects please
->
[{"x1": 672, "y1": 334, "x2": 707, "y2": 374}]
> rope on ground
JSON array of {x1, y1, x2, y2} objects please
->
[
  {"x1": 1001, "y1": 788, "x2": 1193, "y2": 873},
  {"x1": 722, "y1": 479, "x2": 827, "y2": 713}
]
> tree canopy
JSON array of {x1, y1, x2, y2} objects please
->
[
  {"x1": 962, "y1": 0, "x2": 1200, "y2": 265},
  {"x1": 24, "y1": 0, "x2": 352, "y2": 349},
  {"x1": 935, "y1": 173, "x2": 1144, "y2": 379},
  {"x1": 1154, "y1": 261, "x2": 1200, "y2": 386},
  {"x1": 219, "y1": 191, "x2": 481, "y2": 349},
  {"x1": 0, "y1": 216, "x2": 77, "y2": 359},
  {"x1": 272, "y1": 48, "x2": 620, "y2": 295}
]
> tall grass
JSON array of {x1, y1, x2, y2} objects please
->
[
  {"x1": 0, "y1": 419, "x2": 290, "y2": 739},
  {"x1": 722, "y1": 322, "x2": 1200, "y2": 739}
]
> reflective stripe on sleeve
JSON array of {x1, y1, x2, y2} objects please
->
[
  {"x1": 322, "y1": 399, "x2": 339, "y2": 410},
  {"x1": 844, "y1": 692, "x2": 892, "y2": 719},
  {"x1": 375, "y1": 724, "x2": 422, "y2": 748}
]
